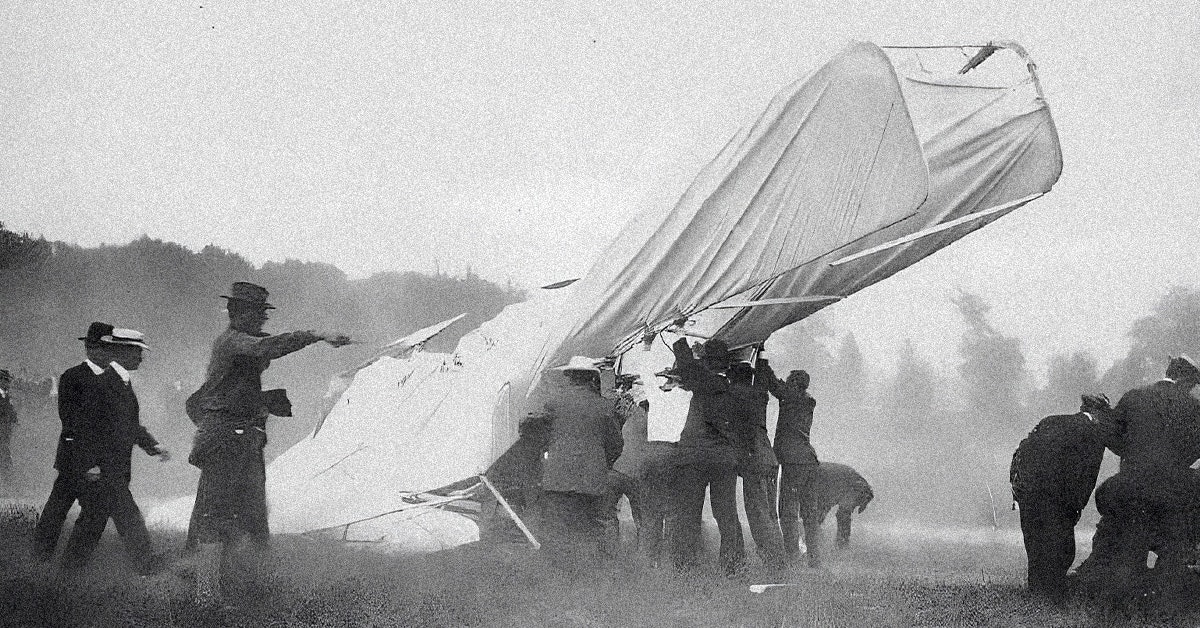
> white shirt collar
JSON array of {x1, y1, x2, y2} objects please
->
[
  {"x1": 0, "y1": 389, "x2": 7, "y2": 399},
  {"x1": 84, "y1": 359, "x2": 106, "y2": 375},
  {"x1": 108, "y1": 361, "x2": 131, "y2": 383}
]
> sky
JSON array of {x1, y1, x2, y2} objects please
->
[{"x1": 2, "y1": 0, "x2": 1198, "y2": 379}]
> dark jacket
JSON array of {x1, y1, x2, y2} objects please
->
[
  {"x1": 541, "y1": 376, "x2": 624, "y2": 495},
  {"x1": 0, "y1": 393, "x2": 15, "y2": 428},
  {"x1": 729, "y1": 376, "x2": 778, "y2": 474},
  {"x1": 1009, "y1": 412, "x2": 1105, "y2": 511},
  {"x1": 762, "y1": 363, "x2": 818, "y2": 466},
  {"x1": 815, "y1": 462, "x2": 874, "y2": 519},
  {"x1": 670, "y1": 338, "x2": 740, "y2": 465},
  {"x1": 1109, "y1": 379, "x2": 1200, "y2": 471},
  {"x1": 55, "y1": 364, "x2": 157, "y2": 479}
]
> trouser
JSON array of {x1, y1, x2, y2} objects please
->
[
  {"x1": 637, "y1": 443, "x2": 677, "y2": 565},
  {"x1": 1076, "y1": 470, "x2": 1195, "y2": 600},
  {"x1": 61, "y1": 478, "x2": 155, "y2": 570},
  {"x1": 778, "y1": 463, "x2": 822, "y2": 566},
  {"x1": 600, "y1": 470, "x2": 641, "y2": 557},
  {"x1": 32, "y1": 472, "x2": 87, "y2": 558},
  {"x1": 541, "y1": 490, "x2": 604, "y2": 568},
  {"x1": 187, "y1": 452, "x2": 270, "y2": 548},
  {"x1": 668, "y1": 459, "x2": 743, "y2": 572},
  {"x1": 835, "y1": 505, "x2": 856, "y2": 547},
  {"x1": 1016, "y1": 495, "x2": 1081, "y2": 596},
  {"x1": 0, "y1": 426, "x2": 12, "y2": 485},
  {"x1": 741, "y1": 469, "x2": 786, "y2": 569}
]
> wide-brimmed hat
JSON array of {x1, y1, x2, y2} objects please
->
[
  {"x1": 102, "y1": 328, "x2": 150, "y2": 350},
  {"x1": 78, "y1": 322, "x2": 114, "y2": 344},
  {"x1": 1167, "y1": 354, "x2": 1200, "y2": 379},
  {"x1": 552, "y1": 356, "x2": 600, "y2": 373},
  {"x1": 221, "y1": 281, "x2": 275, "y2": 309}
]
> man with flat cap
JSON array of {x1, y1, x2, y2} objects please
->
[
  {"x1": 761, "y1": 363, "x2": 824, "y2": 567},
  {"x1": 59, "y1": 327, "x2": 171, "y2": 572},
  {"x1": 0, "y1": 368, "x2": 16, "y2": 493},
  {"x1": 33, "y1": 322, "x2": 118, "y2": 559},
  {"x1": 1075, "y1": 355, "x2": 1200, "y2": 606},
  {"x1": 186, "y1": 281, "x2": 351, "y2": 606}
]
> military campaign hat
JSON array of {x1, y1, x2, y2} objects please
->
[
  {"x1": 78, "y1": 322, "x2": 114, "y2": 344},
  {"x1": 221, "y1": 281, "x2": 275, "y2": 309}
]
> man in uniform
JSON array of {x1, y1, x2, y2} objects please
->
[
  {"x1": 32, "y1": 323, "x2": 117, "y2": 560},
  {"x1": 186, "y1": 281, "x2": 351, "y2": 606},
  {"x1": 728, "y1": 360, "x2": 787, "y2": 571},
  {"x1": 60, "y1": 328, "x2": 171, "y2": 573},
  {"x1": 667, "y1": 337, "x2": 746, "y2": 574},
  {"x1": 762, "y1": 363, "x2": 823, "y2": 567},
  {"x1": 1009, "y1": 395, "x2": 1109, "y2": 598},
  {"x1": 0, "y1": 369, "x2": 16, "y2": 493},
  {"x1": 1075, "y1": 355, "x2": 1200, "y2": 606}
]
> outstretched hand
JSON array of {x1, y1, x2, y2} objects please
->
[{"x1": 321, "y1": 333, "x2": 354, "y2": 348}]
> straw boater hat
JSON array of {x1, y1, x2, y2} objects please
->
[
  {"x1": 78, "y1": 322, "x2": 114, "y2": 345},
  {"x1": 221, "y1": 281, "x2": 275, "y2": 309},
  {"x1": 101, "y1": 328, "x2": 150, "y2": 351}
]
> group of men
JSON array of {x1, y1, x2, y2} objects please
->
[
  {"x1": 27, "y1": 281, "x2": 351, "y2": 609},
  {"x1": 490, "y1": 333, "x2": 874, "y2": 575},
  {"x1": 1011, "y1": 354, "x2": 1200, "y2": 607}
]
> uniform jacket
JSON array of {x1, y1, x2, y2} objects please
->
[
  {"x1": 762, "y1": 364, "x2": 818, "y2": 466},
  {"x1": 540, "y1": 377, "x2": 623, "y2": 495},
  {"x1": 670, "y1": 338, "x2": 741, "y2": 465},
  {"x1": 729, "y1": 377, "x2": 778, "y2": 474},
  {"x1": 1009, "y1": 412, "x2": 1105, "y2": 511},
  {"x1": 55, "y1": 363, "x2": 158, "y2": 479},
  {"x1": 1110, "y1": 379, "x2": 1200, "y2": 470},
  {"x1": 188, "y1": 327, "x2": 319, "y2": 467}
]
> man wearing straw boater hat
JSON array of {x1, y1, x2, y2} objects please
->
[
  {"x1": 59, "y1": 326, "x2": 171, "y2": 573},
  {"x1": 186, "y1": 281, "x2": 351, "y2": 607}
]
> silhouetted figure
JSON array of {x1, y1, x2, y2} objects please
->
[
  {"x1": 813, "y1": 461, "x2": 874, "y2": 550},
  {"x1": 762, "y1": 363, "x2": 823, "y2": 567},
  {"x1": 1009, "y1": 396, "x2": 1108, "y2": 598},
  {"x1": 0, "y1": 369, "x2": 16, "y2": 492},
  {"x1": 728, "y1": 360, "x2": 787, "y2": 571},
  {"x1": 33, "y1": 323, "x2": 116, "y2": 560},
  {"x1": 186, "y1": 282, "x2": 351, "y2": 607},
  {"x1": 667, "y1": 337, "x2": 746, "y2": 574},
  {"x1": 60, "y1": 328, "x2": 171, "y2": 574},
  {"x1": 539, "y1": 357, "x2": 623, "y2": 569},
  {"x1": 1075, "y1": 356, "x2": 1200, "y2": 609}
]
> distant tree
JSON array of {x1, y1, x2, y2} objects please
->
[
  {"x1": 952, "y1": 290, "x2": 1029, "y2": 446},
  {"x1": 1100, "y1": 286, "x2": 1200, "y2": 394},
  {"x1": 1027, "y1": 351, "x2": 1100, "y2": 422}
]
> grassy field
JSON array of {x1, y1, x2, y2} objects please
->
[{"x1": 2, "y1": 506, "x2": 1198, "y2": 628}]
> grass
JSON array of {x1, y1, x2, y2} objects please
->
[{"x1": 2, "y1": 505, "x2": 1198, "y2": 628}]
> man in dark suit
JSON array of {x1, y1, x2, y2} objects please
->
[
  {"x1": 762, "y1": 363, "x2": 824, "y2": 567},
  {"x1": 0, "y1": 369, "x2": 16, "y2": 492},
  {"x1": 58, "y1": 327, "x2": 171, "y2": 573},
  {"x1": 32, "y1": 322, "x2": 117, "y2": 560}
]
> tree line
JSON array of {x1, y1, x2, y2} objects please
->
[{"x1": 0, "y1": 222, "x2": 525, "y2": 497}]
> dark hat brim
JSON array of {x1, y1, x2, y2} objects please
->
[{"x1": 221, "y1": 295, "x2": 276, "y2": 309}]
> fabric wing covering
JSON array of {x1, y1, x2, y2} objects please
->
[
  {"x1": 688, "y1": 44, "x2": 1064, "y2": 346},
  {"x1": 536, "y1": 41, "x2": 929, "y2": 369}
]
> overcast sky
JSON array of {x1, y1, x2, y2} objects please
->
[{"x1": 3, "y1": 1, "x2": 1198, "y2": 377}]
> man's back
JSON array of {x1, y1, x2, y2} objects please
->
[{"x1": 1010, "y1": 413, "x2": 1105, "y2": 512}]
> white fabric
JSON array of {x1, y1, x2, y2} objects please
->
[
  {"x1": 536, "y1": 41, "x2": 929, "y2": 369},
  {"x1": 108, "y1": 361, "x2": 131, "y2": 383},
  {"x1": 689, "y1": 46, "x2": 1063, "y2": 346},
  {"x1": 84, "y1": 359, "x2": 105, "y2": 375}
]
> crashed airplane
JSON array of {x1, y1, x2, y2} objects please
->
[{"x1": 150, "y1": 41, "x2": 1062, "y2": 552}]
